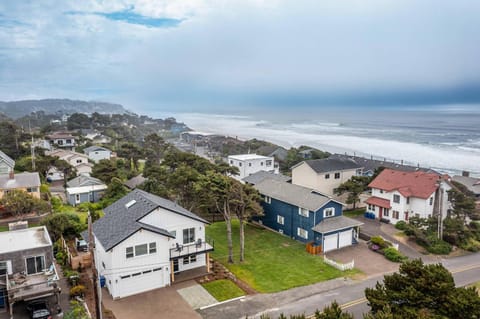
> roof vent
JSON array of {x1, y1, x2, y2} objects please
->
[{"x1": 125, "y1": 200, "x2": 137, "y2": 209}]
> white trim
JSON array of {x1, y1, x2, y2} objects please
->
[
  {"x1": 323, "y1": 207, "x2": 335, "y2": 218},
  {"x1": 277, "y1": 215, "x2": 284, "y2": 225},
  {"x1": 25, "y1": 255, "x2": 45, "y2": 275}
]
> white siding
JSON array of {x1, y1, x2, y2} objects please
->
[
  {"x1": 227, "y1": 155, "x2": 277, "y2": 181},
  {"x1": 87, "y1": 150, "x2": 111, "y2": 163}
]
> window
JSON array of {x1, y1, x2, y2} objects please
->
[
  {"x1": 325, "y1": 174, "x2": 330, "y2": 179},
  {"x1": 149, "y1": 242, "x2": 157, "y2": 254},
  {"x1": 27, "y1": 187, "x2": 38, "y2": 193},
  {"x1": 190, "y1": 255, "x2": 197, "y2": 263},
  {"x1": 380, "y1": 190, "x2": 384, "y2": 194},
  {"x1": 384, "y1": 209, "x2": 389, "y2": 217},
  {"x1": 429, "y1": 197, "x2": 433, "y2": 205},
  {"x1": 102, "y1": 262, "x2": 105, "y2": 269},
  {"x1": 170, "y1": 230, "x2": 176, "y2": 238},
  {"x1": 75, "y1": 194, "x2": 80, "y2": 203},
  {"x1": 230, "y1": 160, "x2": 233, "y2": 164},
  {"x1": 264, "y1": 196, "x2": 271, "y2": 204},
  {"x1": 334, "y1": 172, "x2": 340, "y2": 179},
  {"x1": 260, "y1": 162, "x2": 264, "y2": 166},
  {"x1": 0, "y1": 261, "x2": 8, "y2": 276},
  {"x1": 393, "y1": 194, "x2": 400, "y2": 203},
  {"x1": 183, "y1": 255, "x2": 197, "y2": 265},
  {"x1": 323, "y1": 207, "x2": 335, "y2": 218},
  {"x1": 266, "y1": 160, "x2": 272, "y2": 166},
  {"x1": 25, "y1": 256, "x2": 45, "y2": 275},
  {"x1": 126, "y1": 247, "x2": 134, "y2": 259},
  {"x1": 297, "y1": 227, "x2": 308, "y2": 239},
  {"x1": 183, "y1": 228, "x2": 195, "y2": 244},
  {"x1": 239, "y1": 162, "x2": 242, "y2": 167},
  {"x1": 249, "y1": 163, "x2": 252, "y2": 167},
  {"x1": 135, "y1": 244, "x2": 148, "y2": 256},
  {"x1": 406, "y1": 197, "x2": 410, "y2": 204},
  {"x1": 66, "y1": 139, "x2": 72, "y2": 144},
  {"x1": 392, "y1": 211, "x2": 400, "y2": 219},
  {"x1": 298, "y1": 207, "x2": 309, "y2": 217},
  {"x1": 277, "y1": 215, "x2": 284, "y2": 225}
]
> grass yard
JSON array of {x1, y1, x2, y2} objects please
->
[
  {"x1": 206, "y1": 220, "x2": 358, "y2": 293},
  {"x1": 202, "y1": 279, "x2": 245, "y2": 301},
  {"x1": 343, "y1": 208, "x2": 366, "y2": 217}
]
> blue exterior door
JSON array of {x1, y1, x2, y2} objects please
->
[{"x1": 0, "y1": 287, "x2": 5, "y2": 308}]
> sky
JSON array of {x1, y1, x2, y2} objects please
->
[{"x1": 1, "y1": 0, "x2": 480, "y2": 113}]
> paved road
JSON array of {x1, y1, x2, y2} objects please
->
[{"x1": 198, "y1": 252, "x2": 480, "y2": 319}]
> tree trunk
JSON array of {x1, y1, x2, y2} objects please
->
[
  {"x1": 225, "y1": 202, "x2": 234, "y2": 264},
  {"x1": 239, "y1": 217, "x2": 245, "y2": 262}
]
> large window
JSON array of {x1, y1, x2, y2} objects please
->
[
  {"x1": 266, "y1": 160, "x2": 272, "y2": 166},
  {"x1": 392, "y1": 211, "x2": 400, "y2": 219},
  {"x1": 0, "y1": 261, "x2": 8, "y2": 276},
  {"x1": 334, "y1": 172, "x2": 340, "y2": 179},
  {"x1": 298, "y1": 207, "x2": 309, "y2": 217},
  {"x1": 183, "y1": 228, "x2": 195, "y2": 244},
  {"x1": 125, "y1": 242, "x2": 156, "y2": 259},
  {"x1": 325, "y1": 174, "x2": 330, "y2": 179},
  {"x1": 277, "y1": 215, "x2": 284, "y2": 225},
  {"x1": 26, "y1": 256, "x2": 45, "y2": 275},
  {"x1": 323, "y1": 207, "x2": 335, "y2": 218},
  {"x1": 183, "y1": 255, "x2": 197, "y2": 265},
  {"x1": 297, "y1": 227, "x2": 308, "y2": 239},
  {"x1": 393, "y1": 194, "x2": 400, "y2": 203}
]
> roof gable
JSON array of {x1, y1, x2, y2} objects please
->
[
  {"x1": 0, "y1": 150, "x2": 15, "y2": 168},
  {"x1": 67, "y1": 175, "x2": 105, "y2": 187},
  {"x1": 0, "y1": 172, "x2": 41, "y2": 189},
  {"x1": 368, "y1": 168, "x2": 440, "y2": 199}
]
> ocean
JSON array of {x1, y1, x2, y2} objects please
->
[{"x1": 151, "y1": 105, "x2": 480, "y2": 177}]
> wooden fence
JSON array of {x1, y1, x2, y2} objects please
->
[{"x1": 323, "y1": 255, "x2": 355, "y2": 271}]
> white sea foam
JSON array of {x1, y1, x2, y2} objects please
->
[{"x1": 171, "y1": 112, "x2": 480, "y2": 176}]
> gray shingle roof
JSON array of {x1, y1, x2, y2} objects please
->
[
  {"x1": 0, "y1": 172, "x2": 40, "y2": 189},
  {"x1": 254, "y1": 179, "x2": 335, "y2": 211},
  {"x1": 124, "y1": 174, "x2": 147, "y2": 189},
  {"x1": 67, "y1": 175, "x2": 105, "y2": 187},
  {"x1": 83, "y1": 146, "x2": 110, "y2": 154},
  {"x1": 452, "y1": 175, "x2": 480, "y2": 195},
  {"x1": 295, "y1": 157, "x2": 362, "y2": 173},
  {"x1": 83, "y1": 189, "x2": 209, "y2": 251},
  {"x1": 242, "y1": 171, "x2": 291, "y2": 185},
  {"x1": 312, "y1": 216, "x2": 363, "y2": 233},
  {"x1": 0, "y1": 150, "x2": 15, "y2": 168}
]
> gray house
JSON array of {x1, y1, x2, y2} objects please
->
[
  {"x1": 83, "y1": 146, "x2": 112, "y2": 163},
  {"x1": 0, "y1": 226, "x2": 59, "y2": 316},
  {"x1": 66, "y1": 175, "x2": 107, "y2": 206},
  {"x1": 0, "y1": 150, "x2": 14, "y2": 175}
]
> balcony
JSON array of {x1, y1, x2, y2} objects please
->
[{"x1": 170, "y1": 238, "x2": 214, "y2": 260}]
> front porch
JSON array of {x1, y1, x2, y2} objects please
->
[{"x1": 172, "y1": 266, "x2": 210, "y2": 284}]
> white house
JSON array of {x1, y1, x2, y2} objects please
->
[
  {"x1": 291, "y1": 157, "x2": 363, "y2": 196},
  {"x1": 83, "y1": 146, "x2": 112, "y2": 163},
  {"x1": 365, "y1": 169, "x2": 452, "y2": 224},
  {"x1": 46, "y1": 132, "x2": 76, "y2": 151},
  {"x1": 83, "y1": 189, "x2": 213, "y2": 299},
  {"x1": 46, "y1": 149, "x2": 93, "y2": 176},
  {"x1": 0, "y1": 150, "x2": 14, "y2": 175},
  {"x1": 227, "y1": 154, "x2": 278, "y2": 181}
]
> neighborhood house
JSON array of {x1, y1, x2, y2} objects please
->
[
  {"x1": 83, "y1": 146, "x2": 113, "y2": 163},
  {"x1": 66, "y1": 175, "x2": 107, "y2": 206},
  {"x1": 0, "y1": 226, "x2": 60, "y2": 317},
  {"x1": 46, "y1": 132, "x2": 76, "y2": 151},
  {"x1": 365, "y1": 169, "x2": 452, "y2": 224},
  {"x1": 83, "y1": 189, "x2": 213, "y2": 299},
  {"x1": 291, "y1": 157, "x2": 363, "y2": 196},
  {"x1": 228, "y1": 154, "x2": 279, "y2": 181},
  {"x1": 0, "y1": 150, "x2": 14, "y2": 175},
  {"x1": 0, "y1": 172, "x2": 41, "y2": 199},
  {"x1": 253, "y1": 179, "x2": 363, "y2": 253}
]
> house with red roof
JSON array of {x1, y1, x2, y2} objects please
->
[{"x1": 365, "y1": 169, "x2": 452, "y2": 224}]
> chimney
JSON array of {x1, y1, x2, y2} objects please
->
[
  {"x1": 9, "y1": 170, "x2": 14, "y2": 180},
  {"x1": 462, "y1": 171, "x2": 470, "y2": 177}
]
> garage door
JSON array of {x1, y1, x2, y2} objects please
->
[
  {"x1": 323, "y1": 233, "x2": 338, "y2": 252},
  {"x1": 115, "y1": 267, "x2": 166, "y2": 298},
  {"x1": 338, "y1": 229, "x2": 353, "y2": 249}
]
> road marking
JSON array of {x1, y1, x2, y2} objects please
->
[
  {"x1": 451, "y1": 263, "x2": 480, "y2": 274},
  {"x1": 340, "y1": 297, "x2": 368, "y2": 309}
]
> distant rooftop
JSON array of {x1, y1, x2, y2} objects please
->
[
  {"x1": 228, "y1": 154, "x2": 272, "y2": 161},
  {"x1": 0, "y1": 172, "x2": 41, "y2": 189},
  {"x1": 242, "y1": 170, "x2": 291, "y2": 185},
  {"x1": 294, "y1": 157, "x2": 362, "y2": 173},
  {"x1": 0, "y1": 226, "x2": 52, "y2": 254}
]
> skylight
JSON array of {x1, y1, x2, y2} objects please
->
[{"x1": 125, "y1": 200, "x2": 137, "y2": 209}]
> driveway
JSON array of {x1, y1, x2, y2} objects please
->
[
  {"x1": 102, "y1": 280, "x2": 204, "y2": 319},
  {"x1": 325, "y1": 240, "x2": 399, "y2": 277}
]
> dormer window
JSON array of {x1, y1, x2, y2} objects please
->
[{"x1": 323, "y1": 207, "x2": 335, "y2": 218}]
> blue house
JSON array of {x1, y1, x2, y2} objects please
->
[
  {"x1": 66, "y1": 175, "x2": 107, "y2": 206},
  {"x1": 253, "y1": 179, "x2": 363, "y2": 252}
]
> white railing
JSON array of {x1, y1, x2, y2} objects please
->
[{"x1": 323, "y1": 255, "x2": 354, "y2": 271}]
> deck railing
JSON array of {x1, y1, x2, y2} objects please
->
[{"x1": 170, "y1": 237, "x2": 214, "y2": 259}]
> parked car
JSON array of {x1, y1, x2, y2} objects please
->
[
  {"x1": 75, "y1": 237, "x2": 88, "y2": 252},
  {"x1": 26, "y1": 300, "x2": 52, "y2": 319}
]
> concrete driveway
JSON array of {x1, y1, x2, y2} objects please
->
[
  {"x1": 325, "y1": 240, "x2": 399, "y2": 277},
  {"x1": 102, "y1": 280, "x2": 204, "y2": 319}
]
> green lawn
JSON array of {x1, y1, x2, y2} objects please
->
[
  {"x1": 202, "y1": 279, "x2": 245, "y2": 301},
  {"x1": 206, "y1": 220, "x2": 358, "y2": 293},
  {"x1": 343, "y1": 208, "x2": 366, "y2": 217}
]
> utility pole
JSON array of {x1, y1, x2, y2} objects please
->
[
  {"x1": 88, "y1": 212, "x2": 102, "y2": 319},
  {"x1": 29, "y1": 121, "x2": 35, "y2": 170}
]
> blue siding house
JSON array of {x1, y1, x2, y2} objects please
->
[
  {"x1": 66, "y1": 175, "x2": 107, "y2": 206},
  {"x1": 253, "y1": 179, "x2": 363, "y2": 252}
]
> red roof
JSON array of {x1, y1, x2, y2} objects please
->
[
  {"x1": 368, "y1": 168, "x2": 440, "y2": 199},
  {"x1": 365, "y1": 196, "x2": 391, "y2": 209}
]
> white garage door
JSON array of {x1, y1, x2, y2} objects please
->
[
  {"x1": 115, "y1": 267, "x2": 166, "y2": 298},
  {"x1": 338, "y1": 229, "x2": 353, "y2": 249},
  {"x1": 323, "y1": 233, "x2": 338, "y2": 252}
]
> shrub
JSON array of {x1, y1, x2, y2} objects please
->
[
  {"x1": 69, "y1": 285, "x2": 86, "y2": 298},
  {"x1": 395, "y1": 221, "x2": 407, "y2": 230},
  {"x1": 64, "y1": 300, "x2": 89, "y2": 319},
  {"x1": 384, "y1": 247, "x2": 407, "y2": 262},
  {"x1": 425, "y1": 236, "x2": 452, "y2": 255},
  {"x1": 370, "y1": 236, "x2": 387, "y2": 248},
  {"x1": 56, "y1": 251, "x2": 67, "y2": 266},
  {"x1": 460, "y1": 238, "x2": 480, "y2": 252},
  {"x1": 64, "y1": 270, "x2": 80, "y2": 286}
]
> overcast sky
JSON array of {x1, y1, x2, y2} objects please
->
[{"x1": 1, "y1": 0, "x2": 480, "y2": 113}]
